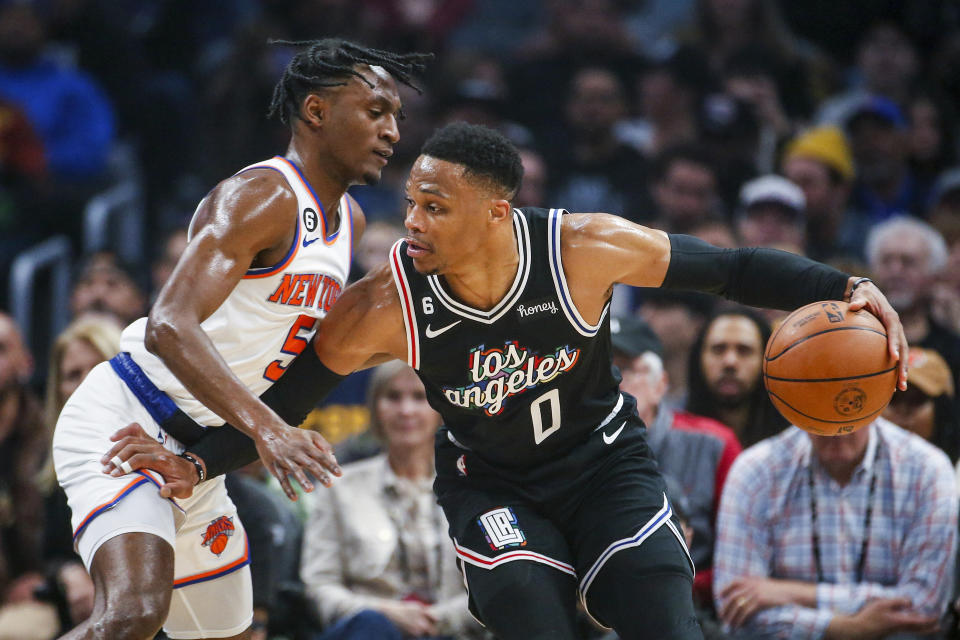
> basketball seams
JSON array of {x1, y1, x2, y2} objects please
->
[
  {"x1": 768, "y1": 389, "x2": 888, "y2": 425},
  {"x1": 765, "y1": 326, "x2": 887, "y2": 362},
  {"x1": 763, "y1": 364, "x2": 898, "y2": 384}
]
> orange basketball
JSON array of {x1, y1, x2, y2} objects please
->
[{"x1": 763, "y1": 300, "x2": 897, "y2": 436}]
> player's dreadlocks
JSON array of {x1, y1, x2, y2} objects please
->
[{"x1": 267, "y1": 38, "x2": 432, "y2": 126}]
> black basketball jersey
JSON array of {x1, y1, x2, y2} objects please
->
[{"x1": 389, "y1": 207, "x2": 631, "y2": 469}]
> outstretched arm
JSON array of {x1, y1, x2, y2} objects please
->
[
  {"x1": 104, "y1": 263, "x2": 408, "y2": 499},
  {"x1": 560, "y1": 213, "x2": 907, "y2": 388}
]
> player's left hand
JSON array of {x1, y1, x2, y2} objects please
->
[
  {"x1": 848, "y1": 278, "x2": 908, "y2": 391},
  {"x1": 101, "y1": 423, "x2": 199, "y2": 499},
  {"x1": 719, "y1": 577, "x2": 809, "y2": 629}
]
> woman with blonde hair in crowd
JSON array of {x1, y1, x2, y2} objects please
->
[
  {"x1": 39, "y1": 314, "x2": 120, "y2": 633},
  {"x1": 44, "y1": 313, "x2": 122, "y2": 431},
  {"x1": 301, "y1": 361, "x2": 485, "y2": 640}
]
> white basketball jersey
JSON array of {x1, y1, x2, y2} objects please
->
[{"x1": 120, "y1": 156, "x2": 353, "y2": 426}]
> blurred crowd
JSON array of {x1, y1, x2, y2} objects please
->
[{"x1": 3, "y1": 0, "x2": 960, "y2": 638}]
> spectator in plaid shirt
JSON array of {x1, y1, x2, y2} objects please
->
[{"x1": 713, "y1": 418, "x2": 957, "y2": 638}]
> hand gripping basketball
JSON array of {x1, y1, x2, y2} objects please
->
[{"x1": 763, "y1": 300, "x2": 899, "y2": 436}]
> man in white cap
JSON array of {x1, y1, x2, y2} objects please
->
[{"x1": 736, "y1": 175, "x2": 807, "y2": 253}]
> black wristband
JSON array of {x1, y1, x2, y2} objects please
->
[
  {"x1": 187, "y1": 343, "x2": 348, "y2": 480},
  {"x1": 180, "y1": 452, "x2": 206, "y2": 484}
]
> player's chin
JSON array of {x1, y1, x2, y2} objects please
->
[
  {"x1": 412, "y1": 258, "x2": 440, "y2": 276},
  {"x1": 360, "y1": 168, "x2": 383, "y2": 186}
]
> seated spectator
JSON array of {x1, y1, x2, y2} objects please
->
[
  {"x1": 0, "y1": 313, "x2": 48, "y2": 632},
  {"x1": 515, "y1": 148, "x2": 548, "y2": 209},
  {"x1": 736, "y1": 175, "x2": 807, "y2": 253},
  {"x1": 686, "y1": 307, "x2": 788, "y2": 447},
  {"x1": 617, "y1": 47, "x2": 706, "y2": 157},
  {"x1": 883, "y1": 348, "x2": 960, "y2": 464},
  {"x1": 69, "y1": 251, "x2": 146, "y2": 326},
  {"x1": 867, "y1": 216, "x2": 960, "y2": 399},
  {"x1": 610, "y1": 315, "x2": 741, "y2": 607},
  {"x1": 150, "y1": 227, "x2": 189, "y2": 301},
  {"x1": 301, "y1": 362, "x2": 483, "y2": 640},
  {"x1": 781, "y1": 125, "x2": 871, "y2": 262},
  {"x1": 815, "y1": 21, "x2": 919, "y2": 127},
  {"x1": 32, "y1": 314, "x2": 121, "y2": 636},
  {"x1": 846, "y1": 96, "x2": 925, "y2": 222},
  {"x1": 545, "y1": 66, "x2": 651, "y2": 222},
  {"x1": 637, "y1": 289, "x2": 715, "y2": 409},
  {"x1": 650, "y1": 144, "x2": 723, "y2": 234},
  {"x1": 0, "y1": 3, "x2": 114, "y2": 185},
  {"x1": 714, "y1": 418, "x2": 957, "y2": 638}
]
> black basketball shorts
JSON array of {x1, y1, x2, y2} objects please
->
[{"x1": 433, "y1": 412, "x2": 695, "y2": 628}]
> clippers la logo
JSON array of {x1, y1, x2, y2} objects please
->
[
  {"x1": 478, "y1": 507, "x2": 526, "y2": 551},
  {"x1": 201, "y1": 516, "x2": 235, "y2": 556},
  {"x1": 442, "y1": 341, "x2": 581, "y2": 415},
  {"x1": 267, "y1": 272, "x2": 342, "y2": 312}
]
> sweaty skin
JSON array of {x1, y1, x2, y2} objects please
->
[
  {"x1": 105, "y1": 154, "x2": 907, "y2": 500},
  {"x1": 143, "y1": 66, "x2": 403, "y2": 494}
]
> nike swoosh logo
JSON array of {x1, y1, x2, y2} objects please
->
[
  {"x1": 302, "y1": 237, "x2": 319, "y2": 248},
  {"x1": 602, "y1": 421, "x2": 627, "y2": 445},
  {"x1": 424, "y1": 321, "x2": 462, "y2": 338}
]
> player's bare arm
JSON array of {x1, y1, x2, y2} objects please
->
[
  {"x1": 558, "y1": 212, "x2": 671, "y2": 324},
  {"x1": 559, "y1": 212, "x2": 907, "y2": 388},
  {"x1": 144, "y1": 169, "x2": 342, "y2": 490},
  {"x1": 313, "y1": 261, "x2": 409, "y2": 374},
  {"x1": 102, "y1": 261, "x2": 407, "y2": 500}
]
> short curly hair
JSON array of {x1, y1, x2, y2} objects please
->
[{"x1": 420, "y1": 122, "x2": 523, "y2": 200}]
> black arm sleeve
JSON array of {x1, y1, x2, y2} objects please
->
[
  {"x1": 160, "y1": 341, "x2": 347, "y2": 479},
  {"x1": 661, "y1": 234, "x2": 850, "y2": 310}
]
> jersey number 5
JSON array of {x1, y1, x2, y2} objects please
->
[{"x1": 263, "y1": 314, "x2": 317, "y2": 382}]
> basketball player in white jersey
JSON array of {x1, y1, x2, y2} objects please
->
[{"x1": 51, "y1": 40, "x2": 429, "y2": 640}]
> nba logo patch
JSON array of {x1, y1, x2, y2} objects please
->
[
  {"x1": 456, "y1": 454, "x2": 468, "y2": 477},
  {"x1": 478, "y1": 507, "x2": 526, "y2": 551},
  {"x1": 201, "y1": 516, "x2": 235, "y2": 556},
  {"x1": 821, "y1": 302, "x2": 844, "y2": 323}
]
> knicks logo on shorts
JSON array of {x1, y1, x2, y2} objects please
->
[
  {"x1": 201, "y1": 516, "x2": 235, "y2": 556},
  {"x1": 478, "y1": 507, "x2": 526, "y2": 551}
]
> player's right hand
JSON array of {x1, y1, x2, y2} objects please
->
[
  {"x1": 101, "y1": 423, "x2": 200, "y2": 499},
  {"x1": 254, "y1": 425, "x2": 341, "y2": 501}
]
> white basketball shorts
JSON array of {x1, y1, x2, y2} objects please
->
[{"x1": 52, "y1": 361, "x2": 253, "y2": 638}]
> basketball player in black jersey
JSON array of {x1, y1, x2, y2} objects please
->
[{"x1": 106, "y1": 123, "x2": 908, "y2": 639}]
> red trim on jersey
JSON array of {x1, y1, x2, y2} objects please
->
[{"x1": 390, "y1": 243, "x2": 419, "y2": 369}]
